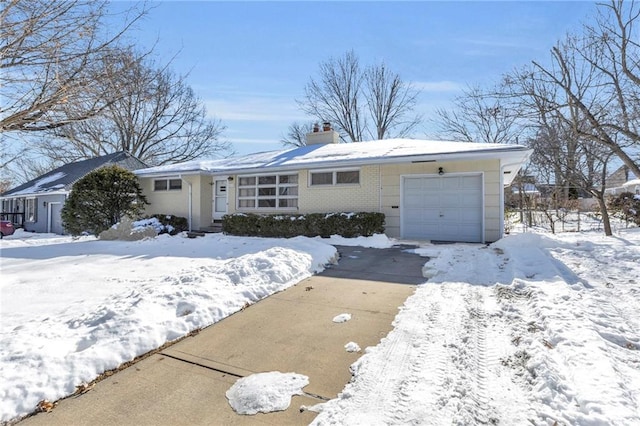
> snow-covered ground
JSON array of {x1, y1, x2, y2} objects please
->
[
  {"x1": 2, "y1": 227, "x2": 640, "y2": 425},
  {"x1": 0, "y1": 230, "x2": 339, "y2": 423},
  {"x1": 312, "y1": 227, "x2": 640, "y2": 425}
]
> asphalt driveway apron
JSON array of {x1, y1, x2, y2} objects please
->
[{"x1": 21, "y1": 245, "x2": 427, "y2": 426}]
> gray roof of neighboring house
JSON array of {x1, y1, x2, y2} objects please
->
[{"x1": 1, "y1": 152, "x2": 148, "y2": 198}]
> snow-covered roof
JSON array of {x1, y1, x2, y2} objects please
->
[
  {"x1": 511, "y1": 183, "x2": 540, "y2": 194},
  {"x1": 135, "y1": 139, "x2": 532, "y2": 185},
  {"x1": 2, "y1": 152, "x2": 148, "y2": 198}
]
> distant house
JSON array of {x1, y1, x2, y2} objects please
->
[
  {"x1": 0, "y1": 152, "x2": 147, "y2": 234},
  {"x1": 605, "y1": 165, "x2": 639, "y2": 196},
  {"x1": 135, "y1": 128, "x2": 531, "y2": 243}
]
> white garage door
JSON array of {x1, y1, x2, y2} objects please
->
[{"x1": 402, "y1": 174, "x2": 483, "y2": 242}]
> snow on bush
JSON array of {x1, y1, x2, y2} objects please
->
[{"x1": 132, "y1": 217, "x2": 169, "y2": 234}]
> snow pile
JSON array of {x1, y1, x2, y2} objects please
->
[
  {"x1": 226, "y1": 372, "x2": 309, "y2": 415},
  {"x1": 332, "y1": 313, "x2": 352, "y2": 323},
  {"x1": 344, "y1": 342, "x2": 361, "y2": 353},
  {"x1": 0, "y1": 232, "x2": 337, "y2": 422},
  {"x1": 312, "y1": 228, "x2": 640, "y2": 425},
  {"x1": 99, "y1": 217, "x2": 158, "y2": 241}
]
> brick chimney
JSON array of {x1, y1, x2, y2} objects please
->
[{"x1": 306, "y1": 122, "x2": 340, "y2": 145}]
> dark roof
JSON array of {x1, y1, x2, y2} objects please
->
[{"x1": 1, "y1": 152, "x2": 148, "y2": 197}]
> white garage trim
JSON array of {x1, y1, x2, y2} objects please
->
[{"x1": 400, "y1": 172, "x2": 485, "y2": 243}]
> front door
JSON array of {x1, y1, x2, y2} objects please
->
[{"x1": 212, "y1": 178, "x2": 228, "y2": 220}]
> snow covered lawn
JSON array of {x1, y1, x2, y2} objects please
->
[
  {"x1": 2, "y1": 228, "x2": 640, "y2": 425},
  {"x1": 312, "y1": 228, "x2": 640, "y2": 425},
  {"x1": 0, "y1": 231, "x2": 338, "y2": 423}
]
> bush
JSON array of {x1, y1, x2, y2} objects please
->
[
  {"x1": 222, "y1": 212, "x2": 385, "y2": 238},
  {"x1": 61, "y1": 165, "x2": 148, "y2": 236},
  {"x1": 149, "y1": 214, "x2": 189, "y2": 235},
  {"x1": 608, "y1": 192, "x2": 640, "y2": 226}
]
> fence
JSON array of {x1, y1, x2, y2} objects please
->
[{"x1": 506, "y1": 209, "x2": 636, "y2": 234}]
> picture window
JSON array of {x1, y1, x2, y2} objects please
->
[{"x1": 238, "y1": 173, "x2": 298, "y2": 210}]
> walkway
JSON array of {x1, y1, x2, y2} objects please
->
[{"x1": 21, "y1": 245, "x2": 426, "y2": 425}]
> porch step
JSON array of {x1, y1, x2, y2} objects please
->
[
  {"x1": 186, "y1": 231, "x2": 206, "y2": 239},
  {"x1": 199, "y1": 224, "x2": 223, "y2": 234}
]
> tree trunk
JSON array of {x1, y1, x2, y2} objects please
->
[{"x1": 595, "y1": 192, "x2": 612, "y2": 236}]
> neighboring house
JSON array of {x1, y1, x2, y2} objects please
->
[
  {"x1": 135, "y1": 129, "x2": 532, "y2": 243},
  {"x1": 605, "y1": 165, "x2": 635, "y2": 189},
  {"x1": 605, "y1": 165, "x2": 639, "y2": 196},
  {"x1": 0, "y1": 152, "x2": 147, "y2": 234}
]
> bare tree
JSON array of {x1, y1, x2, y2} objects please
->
[
  {"x1": 34, "y1": 48, "x2": 230, "y2": 166},
  {"x1": 528, "y1": 117, "x2": 615, "y2": 235},
  {"x1": 364, "y1": 62, "x2": 421, "y2": 139},
  {"x1": 433, "y1": 85, "x2": 520, "y2": 144},
  {"x1": 281, "y1": 121, "x2": 317, "y2": 147},
  {"x1": 516, "y1": 1, "x2": 640, "y2": 178},
  {"x1": 297, "y1": 50, "x2": 421, "y2": 142},
  {"x1": 0, "y1": 0, "x2": 147, "y2": 133},
  {"x1": 299, "y1": 51, "x2": 364, "y2": 142}
]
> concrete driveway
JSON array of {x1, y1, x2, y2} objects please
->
[{"x1": 20, "y1": 245, "x2": 427, "y2": 426}]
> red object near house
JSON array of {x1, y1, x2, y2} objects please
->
[{"x1": 0, "y1": 220, "x2": 15, "y2": 238}]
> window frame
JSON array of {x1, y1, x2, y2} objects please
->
[
  {"x1": 237, "y1": 172, "x2": 299, "y2": 210},
  {"x1": 309, "y1": 168, "x2": 361, "y2": 187},
  {"x1": 25, "y1": 197, "x2": 37, "y2": 222},
  {"x1": 153, "y1": 178, "x2": 183, "y2": 192}
]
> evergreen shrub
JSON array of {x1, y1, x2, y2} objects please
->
[
  {"x1": 222, "y1": 212, "x2": 385, "y2": 238},
  {"x1": 61, "y1": 165, "x2": 148, "y2": 236}
]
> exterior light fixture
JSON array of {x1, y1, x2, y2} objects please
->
[
  {"x1": 438, "y1": 167, "x2": 444, "y2": 175},
  {"x1": 227, "y1": 176, "x2": 234, "y2": 181}
]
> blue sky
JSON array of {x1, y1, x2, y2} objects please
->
[{"x1": 115, "y1": 1, "x2": 597, "y2": 156}]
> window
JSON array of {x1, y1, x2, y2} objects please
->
[
  {"x1": 169, "y1": 179, "x2": 182, "y2": 190},
  {"x1": 311, "y1": 172, "x2": 333, "y2": 186},
  {"x1": 154, "y1": 178, "x2": 182, "y2": 191},
  {"x1": 238, "y1": 173, "x2": 298, "y2": 210},
  {"x1": 337, "y1": 170, "x2": 360, "y2": 184},
  {"x1": 25, "y1": 198, "x2": 37, "y2": 222},
  {"x1": 310, "y1": 169, "x2": 360, "y2": 186}
]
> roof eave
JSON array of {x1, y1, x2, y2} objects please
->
[
  {"x1": 0, "y1": 189, "x2": 70, "y2": 199},
  {"x1": 133, "y1": 170, "x2": 203, "y2": 179}
]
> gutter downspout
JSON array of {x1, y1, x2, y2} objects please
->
[
  {"x1": 179, "y1": 175, "x2": 193, "y2": 232},
  {"x1": 378, "y1": 165, "x2": 382, "y2": 213}
]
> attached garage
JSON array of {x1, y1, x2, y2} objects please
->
[{"x1": 402, "y1": 174, "x2": 483, "y2": 243}]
